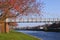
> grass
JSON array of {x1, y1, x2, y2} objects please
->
[{"x1": 0, "y1": 31, "x2": 40, "y2": 40}]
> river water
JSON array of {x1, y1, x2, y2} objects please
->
[{"x1": 17, "y1": 30, "x2": 60, "y2": 40}]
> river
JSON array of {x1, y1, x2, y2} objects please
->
[{"x1": 17, "y1": 30, "x2": 60, "y2": 40}]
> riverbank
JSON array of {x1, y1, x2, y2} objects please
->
[
  {"x1": 18, "y1": 30, "x2": 60, "y2": 40},
  {"x1": 0, "y1": 31, "x2": 40, "y2": 40}
]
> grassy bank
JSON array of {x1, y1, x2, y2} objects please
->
[{"x1": 0, "y1": 31, "x2": 40, "y2": 40}]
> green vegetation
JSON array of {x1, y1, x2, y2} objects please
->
[{"x1": 0, "y1": 31, "x2": 40, "y2": 40}]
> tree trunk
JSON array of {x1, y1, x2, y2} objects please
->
[{"x1": 0, "y1": 21, "x2": 9, "y2": 33}]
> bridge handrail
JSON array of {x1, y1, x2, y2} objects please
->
[{"x1": 5, "y1": 18, "x2": 60, "y2": 22}]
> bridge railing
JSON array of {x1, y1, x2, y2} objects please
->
[{"x1": 5, "y1": 18, "x2": 60, "y2": 23}]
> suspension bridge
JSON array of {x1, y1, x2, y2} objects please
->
[{"x1": 6, "y1": 18, "x2": 60, "y2": 23}]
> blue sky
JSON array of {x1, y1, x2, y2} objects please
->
[
  {"x1": 42, "y1": 0, "x2": 60, "y2": 18},
  {"x1": 18, "y1": 0, "x2": 60, "y2": 27}
]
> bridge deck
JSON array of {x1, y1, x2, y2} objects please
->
[{"x1": 6, "y1": 18, "x2": 60, "y2": 23}]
